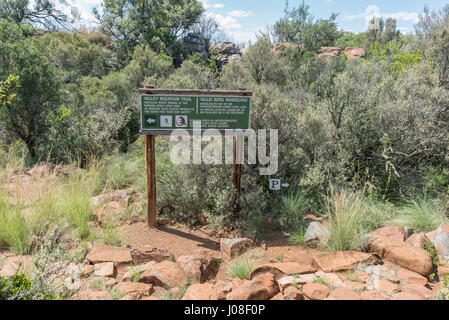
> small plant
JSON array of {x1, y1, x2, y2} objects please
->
[
  {"x1": 68, "y1": 241, "x2": 89, "y2": 264},
  {"x1": 423, "y1": 241, "x2": 440, "y2": 268},
  {"x1": 27, "y1": 226, "x2": 71, "y2": 300},
  {"x1": 101, "y1": 224, "x2": 122, "y2": 247},
  {"x1": 109, "y1": 287, "x2": 125, "y2": 300},
  {"x1": 313, "y1": 277, "x2": 327, "y2": 286},
  {"x1": 0, "y1": 273, "x2": 32, "y2": 300},
  {"x1": 131, "y1": 270, "x2": 142, "y2": 283},
  {"x1": 288, "y1": 224, "x2": 306, "y2": 246},
  {"x1": 0, "y1": 271, "x2": 59, "y2": 300},
  {"x1": 225, "y1": 259, "x2": 255, "y2": 280},
  {"x1": 276, "y1": 254, "x2": 284, "y2": 262},
  {"x1": 435, "y1": 274, "x2": 449, "y2": 300},
  {"x1": 90, "y1": 278, "x2": 105, "y2": 291}
]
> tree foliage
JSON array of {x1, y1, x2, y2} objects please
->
[
  {"x1": 365, "y1": 17, "x2": 400, "y2": 48},
  {"x1": 273, "y1": 0, "x2": 340, "y2": 51},
  {"x1": 94, "y1": 0, "x2": 204, "y2": 64},
  {"x1": 0, "y1": 0, "x2": 76, "y2": 30},
  {"x1": 0, "y1": 74, "x2": 20, "y2": 106},
  {"x1": 0, "y1": 20, "x2": 61, "y2": 158},
  {"x1": 416, "y1": 5, "x2": 449, "y2": 88}
]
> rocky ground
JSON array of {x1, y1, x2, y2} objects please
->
[
  {"x1": 2, "y1": 223, "x2": 448, "y2": 300},
  {"x1": 1, "y1": 167, "x2": 449, "y2": 300}
]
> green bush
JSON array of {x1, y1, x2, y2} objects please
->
[{"x1": 0, "y1": 274, "x2": 32, "y2": 300}]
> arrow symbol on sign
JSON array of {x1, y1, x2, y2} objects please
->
[
  {"x1": 282, "y1": 183, "x2": 290, "y2": 188},
  {"x1": 147, "y1": 118, "x2": 156, "y2": 124}
]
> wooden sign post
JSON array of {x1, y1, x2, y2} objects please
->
[
  {"x1": 139, "y1": 87, "x2": 252, "y2": 228},
  {"x1": 145, "y1": 134, "x2": 157, "y2": 228},
  {"x1": 232, "y1": 136, "x2": 243, "y2": 192}
]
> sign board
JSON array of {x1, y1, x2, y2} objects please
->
[
  {"x1": 140, "y1": 94, "x2": 251, "y2": 131},
  {"x1": 139, "y1": 88, "x2": 252, "y2": 228}
]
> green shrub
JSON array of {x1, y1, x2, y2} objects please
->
[
  {"x1": 90, "y1": 278, "x2": 105, "y2": 290},
  {"x1": 313, "y1": 277, "x2": 327, "y2": 286},
  {"x1": 0, "y1": 273, "x2": 32, "y2": 300}
]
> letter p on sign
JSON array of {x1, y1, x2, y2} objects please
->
[{"x1": 269, "y1": 179, "x2": 281, "y2": 190}]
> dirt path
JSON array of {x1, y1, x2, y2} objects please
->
[
  {"x1": 119, "y1": 222, "x2": 221, "y2": 259},
  {"x1": 119, "y1": 222, "x2": 320, "y2": 261}
]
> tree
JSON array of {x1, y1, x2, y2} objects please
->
[
  {"x1": 241, "y1": 40, "x2": 288, "y2": 86},
  {"x1": 0, "y1": 74, "x2": 19, "y2": 106},
  {"x1": 0, "y1": 20, "x2": 61, "y2": 157},
  {"x1": 38, "y1": 30, "x2": 112, "y2": 83},
  {"x1": 365, "y1": 17, "x2": 400, "y2": 48},
  {"x1": 94, "y1": 0, "x2": 204, "y2": 64},
  {"x1": 189, "y1": 14, "x2": 224, "y2": 50},
  {"x1": 273, "y1": 0, "x2": 313, "y2": 43},
  {"x1": 416, "y1": 5, "x2": 449, "y2": 88},
  {"x1": 335, "y1": 31, "x2": 365, "y2": 50},
  {"x1": 301, "y1": 15, "x2": 340, "y2": 52},
  {"x1": 0, "y1": 0, "x2": 76, "y2": 30},
  {"x1": 123, "y1": 44, "x2": 173, "y2": 88},
  {"x1": 273, "y1": 0, "x2": 339, "y2": 51}
]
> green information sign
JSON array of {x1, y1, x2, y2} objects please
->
[{"x1": 140, "y1": 94, "x2": 251, "y2": 131}]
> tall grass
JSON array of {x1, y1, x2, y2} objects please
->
[
  {"x1": 55, "y1": 166, "x2": 100, "y2": 240},
  {"x1": 325, "y1": 188, "x2": 366, "y2": 252},
  {"x1": 25, "y1": 163, "x2": 100, "y2": 248},
  {"x1": 0, "y1": 141, "x2": 29, "y2": 178},
  {"x1": 0, "y1": 187, "x2": 28, "y2": 254},
  {"x1": 99, "y1": 153, "x2": 145, "y2": 192},
  {"x1": 360, "y1": 197, "x2": 396, "y2": 232},
  {"x1": 0, "y1": 142, "x2": 32, "y2": 254},
  {"x1": 394, "y1": 197, "x2": 449, "y2": 232},
  {"x1": 279, "y1": 191, "x2": 309, "y2": 231}
]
